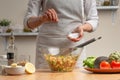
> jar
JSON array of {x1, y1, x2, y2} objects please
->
[
  {"x1": 0, "y1": 55, "x2": 7, "y2": 65},
  {"x1": 0, "y1": 55, "x2": 7, "y2": 74},
  {"x1": 110, "y1": 0, "x2": 119, "y2": 6},
  {"x1": 103, "y1": 0, "x2": 111, "y2": 6},
  {"x1": 96, "y1": 0, "x2": 104, "y2": 6}
]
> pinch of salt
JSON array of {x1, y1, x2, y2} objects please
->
[{"x1": 68, "y1": 33, "x2": 79, "y2": 38}]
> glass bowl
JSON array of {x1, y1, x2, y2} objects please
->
[{"x1": 40, "y1": 46, "x2": 83, "y2": 72}]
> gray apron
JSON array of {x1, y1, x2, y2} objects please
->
[{"x1": 35, "y1": 0, "x2": 86, "y2": 69}]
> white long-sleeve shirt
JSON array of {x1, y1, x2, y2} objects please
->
[{"x1": 24, "y1": 0, "x2": 99, "y2": 69}]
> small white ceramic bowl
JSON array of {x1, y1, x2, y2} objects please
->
[{"x1": 5, "y1": 66, "x2": 25, "y2": 75}]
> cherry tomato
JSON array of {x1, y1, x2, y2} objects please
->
[
  {"x1": 100, "y1": 61, "x2": 111, "y2": 69},
  {"x1": 111, "y1": 60, "x2": 120, "y2": 69}
]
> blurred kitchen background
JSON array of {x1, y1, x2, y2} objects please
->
[{"x1": 0, "y1": 0, "x2": 120, "y2": 64}]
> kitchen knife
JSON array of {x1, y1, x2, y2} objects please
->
[{"x1": 77, "y1": 36, "x2": 102, "y2": 48}]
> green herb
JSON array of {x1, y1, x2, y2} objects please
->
[
  {"x1": 0, "y1": 19, "x2": 11, "y2": 26},
  {"x1": 83, "y1": 56, "x2": 96, "y2": 68}
]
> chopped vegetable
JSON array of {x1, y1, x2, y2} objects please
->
[
  {"x1": 44, "y1": 54, "x2": 78, "y2": 72},
  {"x1": 83, "y1": 56, "x2": 96, "y2": 68}
]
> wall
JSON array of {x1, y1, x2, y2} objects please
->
[
  {"x1": 0, "y1": 0, "x2": 28, "y2": 25},
  {"x1": 0, "y1": 0, "x2": 36, "y2": 64},
  {"x1": 0, "y1": 0, "x2": 120, "y2": 64},
  {"x1": 85, "y1": 9, "x2": 120, "y2": 57}
]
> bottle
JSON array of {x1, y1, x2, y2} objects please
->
[{"x1": 6, "y1": 32, "x2": 17, "y2": 65}]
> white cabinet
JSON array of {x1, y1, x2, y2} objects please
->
[
  {"x1": 96, "y1": 0, "x2": 119, "y2": 10},
  {"x1": 0, "y1": 32, "x2": 38, "y2": 37}
]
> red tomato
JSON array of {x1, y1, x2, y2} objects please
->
[
  {"x1": 100, "y1": 61, "x2": 111, "y2": 69},
  {"x1": 111, "y1": 60, "x2": 120, "y2": 69}
]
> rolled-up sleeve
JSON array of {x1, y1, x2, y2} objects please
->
[
  {"x1": 23, "y1": 0, "x2": 42, "y2": 29},
  {"x1": 84, "y1": 0, "x2": 99, "y2": 31}
]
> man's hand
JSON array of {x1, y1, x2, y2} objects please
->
[
  {"x1": 41, "y1": 8, "x2": 59, "y2": 23},
  {"x1": 27, "y1": 8, "x2": 59, "y2": 29},
  {"x1": 68, "y1": 26, "x2": 84, "y2": 42}
]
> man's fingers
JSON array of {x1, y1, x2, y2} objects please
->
[
  {"x1": 44, "y1": 9, "x2": 58, "y2": 22},
  {"x1": 46, "y1": 10, "x2": 53, "y2": 21},
  {"x1": 47, "y1": 9, "x2": 58, "y2": 22},
  {"x1": 51, "y1": 9, "x2": 58, "y2": 22}
]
